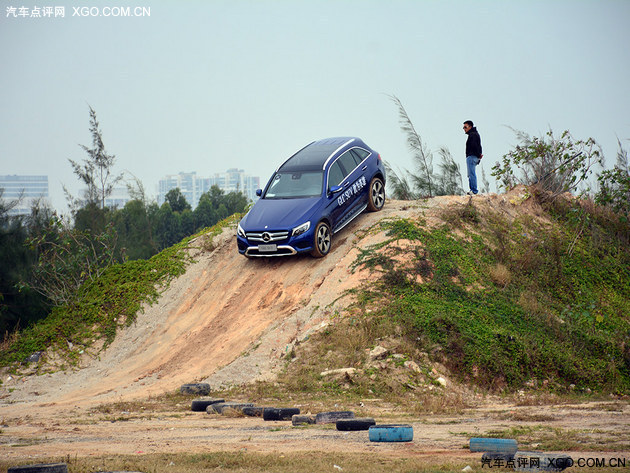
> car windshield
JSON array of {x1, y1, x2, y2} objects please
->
[{"x1": 264, "y1": 171, "x2": 323, "y2": 199}]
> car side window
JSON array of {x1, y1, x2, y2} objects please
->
[
  {"x1": 352, "y1": 147, "x2": 370, "y2": 162},
  {"x1": 328, "y1": 160, "x2": 345, "y2": 188},
  {"x1": 338, "y1": 151, "x2": 358, "y2": 177}
]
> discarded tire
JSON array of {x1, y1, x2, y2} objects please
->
[
  {"x1": 368, "y1": 424, "x2": 414, "y2": 442},
  {"x1": 191, "y1": 398, "x2": 224, "y2": 412},
  {"x1": 292, "y1": 414, "x2": 315, "y2": 425},
  {"x1": 209, "y1": 402, "x2": 254, "y2": 414},
  {"x1": 8, "y1": 464, "x2": 68, "y2": 473},
  {"x1": 242, "y1": 407, "x2": 265, "y2": 417},
  {"x1": 470, "y1": 437, "x2": 518, "y2": 454},
  {"x1": 263, "y1": 407, "x2": 300, "y2": 421},
  {"x1": 514, "y1": 451, "x2": 573, "y2": 472},
  {"x1": 482, "y1": 452, "x2": 515, "y2": 464},
  {"x1": 336, "y1": 418, "x2": 376, "y2": 431},
  {"x1": 315, "y1": 411, "x2": 355, "y2": 424},
  {"x1": 180, "y1": 383, "x2": 210, "y2": 395}
]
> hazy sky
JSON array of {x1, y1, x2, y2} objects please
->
[{"x1": 2, "y1": 0, "x2": 629, "y2": 212}]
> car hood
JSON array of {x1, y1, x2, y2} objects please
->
[{"x1": 242, "y1": 197, "x2": 321, "y2": 230}]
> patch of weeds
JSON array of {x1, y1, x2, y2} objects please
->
[
  {"x1": 351, "y1": 209, "x2": 630, "y2": 393},
  {"x1": 440, "y1": 200, "x2": 481, "y2": 227},
  {"x1": 0, "y1": 452, "x2": 477, "y2": 473}
]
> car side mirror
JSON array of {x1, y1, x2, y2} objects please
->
[
  {"x1": 329, "y1": 185, "x2": 343, "y2": 195},
  {"x1": 256, "y1": 189, "x2": 262, "y2": 197}
]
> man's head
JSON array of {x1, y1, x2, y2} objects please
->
[{"x1": 463, "y1": 120, "x2": 474, "y2": 133}]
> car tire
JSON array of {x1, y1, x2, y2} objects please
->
[
  {"x1": 311, "y1": 221, "x2": 331, "y2": 258},
  {"x1": 180, "y1": 383, "x2": 211, "y2": 395},
  {"x1": 367, "y1": 177, "x2": 385, "y2": 212},
  {"x1": 209, "y1": 402, "x2": 254, "y2": 414},
  {"x1": 368, "y1": 424, "x2": 414, "y2": 442},
  {"x1": 315, "y1": 411, "x2": 355, "y2": 424},
  {"x1": 292, "y1": 414, "x2": 315, "y2": 425},
  {"x1": 470, "y1": 437, "x2": 518, "y2": 454},
  {"x1": 513, "y1": 452, "x2": 573, "y2": 472},
  {"x1": 242, "y1": 407, "x2": 265, "y2": 417},
  {"x1": 191, "y1": 398, "x2": 224, "y2": 412},
  {"x1": 336, "y1": 418, "x2": 376, "y2": 431},
  {"x1": 263, "y1": 407, "x2": 301, "y2": 421},
  {"x1": 8, "y1": 465, "x2": 68, "y2": 473}
]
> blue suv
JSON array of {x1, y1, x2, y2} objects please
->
[{"x1": 237, "y1": 137, "x2": 386, "y2": 258}]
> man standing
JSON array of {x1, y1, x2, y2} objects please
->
[{"x1": 463, "y1": 120, "x2": 482, "y2": 195}]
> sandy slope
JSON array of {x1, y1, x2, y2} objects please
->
[
  {"x1": 0, "y1": 200, "x2": 424, "y2": 410},
  {"x1": 2, "y1": 192, "x2": 629, "y2": 467}
]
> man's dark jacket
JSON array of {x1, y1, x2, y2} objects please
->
[{"x1": 466, "y1": 127, "x2": 482, "y2": 158}]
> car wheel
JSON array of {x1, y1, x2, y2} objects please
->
[
  {"x1": 367, "y1": 177, "x2": 385, "y2": 211},
  {"x1": 311, "y1": 221, "x2": 331, "y2": 258}
]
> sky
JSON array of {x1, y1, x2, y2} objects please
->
[{"x1": 1, "y1": 0, "x2": 629, "y2": 212}]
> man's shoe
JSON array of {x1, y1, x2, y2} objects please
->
[{"x1": 467, "y1": 191, "x2": 475, "y2": 195}]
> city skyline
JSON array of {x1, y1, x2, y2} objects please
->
[{"x1": 1, "y1": 168, "x2": 261, "y2": 216}]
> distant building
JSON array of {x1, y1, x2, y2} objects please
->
[
  {"x1": 203, "y1": 168, "x2": 260, "y2": 202},
  {"x1": 0, "y1": 174, "x2": 49, "y2": 216},
  {"x1": 104, "y1": 186, "x2": 132, "y2": 209},
  {"x1": 158, "y1": 169, "x2": 260, "y2": 208},
  {"x1": 157, "y1": 172, "x2": 202, "y2": 208}
]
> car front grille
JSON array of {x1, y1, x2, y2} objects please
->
[{"x1": 245, "y1": 231, "x2": 289, "y2": 242}]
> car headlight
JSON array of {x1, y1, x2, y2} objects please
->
[
  {"x1": 237, "y1": 222, "x2": 246, "y2": 238},
  {"x1": 292, "y1": 221, "x2": 310, "y2": 237}
]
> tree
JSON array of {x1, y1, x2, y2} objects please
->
[
  {"x1": 434, "y1": 147, "x2": 464, "y2": 196},
  {"x1": 390, "y1": 95, "x2": 435, "y2": 198},
  {"x1": 112, "y1": 199, "x2": 158, "y2": 260},
  {"x1": 164, "y1": 188, "x2": 191, "y2": 213},
  {"x1": 492, "y1": 128, "x2": 604, "y2": 197},
  {"x1": 387, "y1": 95, "x2": 463, "y2": 199},
  {"x1": 154, "y1": 202, "x2": 182, "y2": 250},
  {"x1": 222, "y1": 190, "x2": 248, "y2": 216},
  {"x1": 65, "y1": 106, "x2": 122, "y2": 211},
  {"x1": 193, "y1": 193, "x2": 217, "y2": 230},
  {"x1": 0, "y1": 193, "x2": 51, "y2": 334},
  {"x1": 23, "y1": 214, "x2": 119, "y2": 305},
  {"x1": 596, "y1": 139, "x2": 630, "y2": 220}
]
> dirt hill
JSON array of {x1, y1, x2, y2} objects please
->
[
  {"x1": 3, "y1": 190, "x2": 630, "y2": 470},
  {"x1": 2, "y1": 197, "x2": 457, "y2": 409}
]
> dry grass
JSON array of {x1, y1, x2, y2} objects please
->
[
  {"x1": 1, "y1": 452, "x2": 474, "y2": 473},
  {"x1": 489, "y1": 263, "x2": 511, "y2": 288}
]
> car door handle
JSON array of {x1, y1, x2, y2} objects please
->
[{"x1": 362, "y1": 166, "x2": 368, "y2": 171}]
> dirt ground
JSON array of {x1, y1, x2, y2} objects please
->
[
  {"x1": 1, "y1": 397, "x2": 629, "y2": 469},
  {"x1": 1, "y1": 193, "x2": 629, "y2": 470}
]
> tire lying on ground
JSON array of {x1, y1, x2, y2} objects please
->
[
  {"x1": 470, "y1": 437, "x2": 518, "y2": 454},
  {"x1": 315, "y1": 411, "x2": 355, "y2": 424},
  {"x1": 292, "y1": 414, "x2": 315, "y2": 425},
  {"x1": 262, "y1": 407, "x2": 301, "y2": 421},
  {"x1": 336, "y1": 418, "x2": 376, "y2": 431},
  {"x1": 191, "y1": 398, "x2": 225, "y2": 412},
  {"x1": 514, "y1": 452, "x2": 573, "y2": 472},
  {"x1": 482, "y1": 452, "x2": 515, "y2": 464},
  {"x1": 8, "y1": 464, "x2": 68, "y2": 473},
  {"x1": 241, "y1": 407, "x2": 265, "y2": 417},
  {"x1": 180, "y1": 383, "x2": 211, "y2": 395},
  {"x1": 209, "y1": 402, "x2": 254, "y2": 414},
  {"x1": 368, "y1": 424, "x2": 414, "y2": 442}
]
